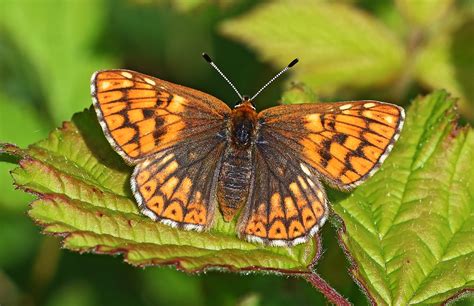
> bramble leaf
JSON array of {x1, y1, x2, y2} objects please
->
[
  {"x1": 396, "y1": 0, "x2": 454, "y2": 27},
  {"x1": 333, "y1": 91, "x2": 474, "y2": 304},
  {"x1": 220, "y1": 0, "x2": 405, "y2": 95},
  {"x1": 0, "y1": 108, "x2": 317, "y2": 273},
  {"x1": 414, "y1": 17, "x2": 474, "y2": 119}
]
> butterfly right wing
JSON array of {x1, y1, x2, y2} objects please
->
[
  {"x1": 132, "y1": 129, "x2": 226, "y2": 230},
  {"x1": 257, "y1": 101, "x2": 404, "y2": 189},
  {"x1": 238, "y1": 138, "x2": 329, "y2": 246},
  {"x1": 91, "y1": 69, "x2": 231, "y2": 164}
]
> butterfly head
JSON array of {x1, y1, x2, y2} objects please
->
[{"x1": 234, "y1": 95, "x2": 256, "y2": 110}]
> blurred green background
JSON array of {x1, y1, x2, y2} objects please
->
[{"x1": 0, "y1": 0, "x2": 473, "y2": 305}]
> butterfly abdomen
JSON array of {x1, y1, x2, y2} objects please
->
[
  {"x1": 217, "y1": 101, "x2": 257, "y2": 222},
  {"x1": 217, "y1": 146, "x2": 254, "y2": 221}
]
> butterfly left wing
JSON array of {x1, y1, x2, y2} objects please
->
[
  {"x1": 91, "y1": 69, "x2": 231, "y2": 164},
  {"x1": 91, "y1": 69, "x2": 232, "y2": 230},
  {"x1": 257, "y1": 101, "x2": 404, "y2": 190},
  {"x1": 238, "y1": 139, "x2": 329, "y2": 246},
  {"x1": 132, "y1": 132, "x2": 226, "y2": 230}
]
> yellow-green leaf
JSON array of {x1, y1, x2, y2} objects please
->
[
  {"x1": 220, "y1": 0, "x2": 405, "y2": 94},
  {"x1": 0, "y1": 0, "x2": 116, "y2": 124},
  {"x1": 415, "y1": 18, "x2": 474, "y2": 119},
  {"x1": 396, "y1": 0, "x2": 454, "y2": 27},
  {"x1": 333, "y1": 91, "x2": 474, "y2": 305}
]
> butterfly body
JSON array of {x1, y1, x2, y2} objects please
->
[
  {"x1": 91, "y1": 69, "x2": 405, "y2": 247},
  {"x1": 218, "y1": 100, "x2": 257, "y2": 221}
]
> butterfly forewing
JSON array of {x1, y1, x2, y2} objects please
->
[
  {"x1": 258, "y1": 101, "x2": 404, "y2": 190},
  {"x1": 91, "y1": 69, "x2": 231, "y2": 164}
]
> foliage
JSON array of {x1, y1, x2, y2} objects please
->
[
  {"x1": 2, "y1": 89, "x2": 473, "y2": 304},
  {"x1": 1, "y1": 108, "x2": 317, "y2": 272},
  {"x1": 221, "y1": 0, "x2": 474, "y2": 118},
  {"x1": 334, "y1": 91, "x2": 474, "y2": 304},
  {"x1": 221, "y1": 0, "x2": 405, "y2": 95},
  {"x1": 0, "y1": 0, "x2": 473, "y2": 305}
]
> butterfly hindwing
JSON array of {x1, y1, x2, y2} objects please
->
[
  {"x1": 91, "y1": 69, "x2": 231, "y2": 164},
  {"x1": 258, "y1": 101, "x2": 404, "y2": 189},
  {"x1": 132, "y1": 131, "x2": 226, "y2": 230},
  {"x1": 238, "y1": 138, "x2": 329, "y2": 246}
]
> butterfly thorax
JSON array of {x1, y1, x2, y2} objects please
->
[
  {"x1": 217, "y1": 100, "x2": 257, "y2": 222},
  {"x1": 230, "y1": 101, "x2": 258, "y2": 147}
]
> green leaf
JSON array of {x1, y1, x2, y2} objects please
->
[
  {"x1": 414, "y1": 17, "x2": 474, "y2": 119},
  {"x1": 333, "y1": 90, "x2": 474, "y2": 305},
  {"x1": 0, "y1": 109, "x2": 317, "y2": 272},
  {"x1": 171, "y1": 0, "x2": 207, "y2": 12},
  {"x1": 396, "y1": 0, "x2": 454, "y2": 27},
  {"x1": 0, "y1": 0, "x2": 116, "y2": 125},
  {"x1": 220, "y1": 0, "x2": 405, "y2": 94},
  {"x1": 280, "y1": 82, "x2": 319, "y2": 105}
]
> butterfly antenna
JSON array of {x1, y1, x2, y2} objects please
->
[
  {"x1": 202, "y1": 53, "x2": 244, "y2": 101},
  {"x1": 250, "y1": 58, "x2": 299, "y2": 101}
]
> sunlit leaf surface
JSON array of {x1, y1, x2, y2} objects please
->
[
  {"x1": 333, "y1": 91, "x2": 474, "y2": 305},
  {"x1": 220, "y1": 0, "x2": 405, "y2": 94}
]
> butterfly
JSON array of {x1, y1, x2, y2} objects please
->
[{"x1": 90, "y1": 54, "x2": 404, "y2": 247}]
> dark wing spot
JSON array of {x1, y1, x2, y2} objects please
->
[
  {"x1": 322, "y1": 139, "x2": 332, "y2": 150},
  {"x1": 319, "y1": 149, "x2": 332, "y2": 167},
  {"x1": 155, "y1": 116, "x2": 165, "y2": 127},
  {"x1": 333, "y1": 134, "x2": 348, "y2": 145},
  {"x1": 153, "y1": 117, "x2": 165, "y2": 141},
  {"x1": 354, "y1": 144, "x2": 366, "y2": 158},
  {"x1": 153, "y1": 130, "x2": 164, "y2": 141},
  {"x1": 143, "y1": 109, "x2": 155, "y2": 118},
  {"x1": 328, "y1": 121, "x2": 336, "y2": 130},
  {"x1": 344, "y1": 154, "x2": 356, "y2": 172},
  {"x1": 320, "y1": 115, "x2": 326, "y2": 129}
]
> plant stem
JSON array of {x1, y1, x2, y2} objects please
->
[{"x1": 305, "y1": 273, "x2": 351, "y2": 306}]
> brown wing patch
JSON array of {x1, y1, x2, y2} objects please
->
[
  {"x1": 91, "y1": 69, "x2": 230, "y2": 164},
  {"x1": 132, "y1": 134, "x2": 226, "y2": 230},
  {"x1": 258, "y1": 101, "x2": 404, "y2": 189},
  {"x1": 238, "y1": 142, "x2": 328, "y2": 246}
]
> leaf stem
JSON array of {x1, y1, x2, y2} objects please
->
[
  {"x1": 28, "y1": 236, "x2": 61, "y2": 302},
  {"x1": 304, "y1": 273, "x2": 351, "y2": 306}
]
